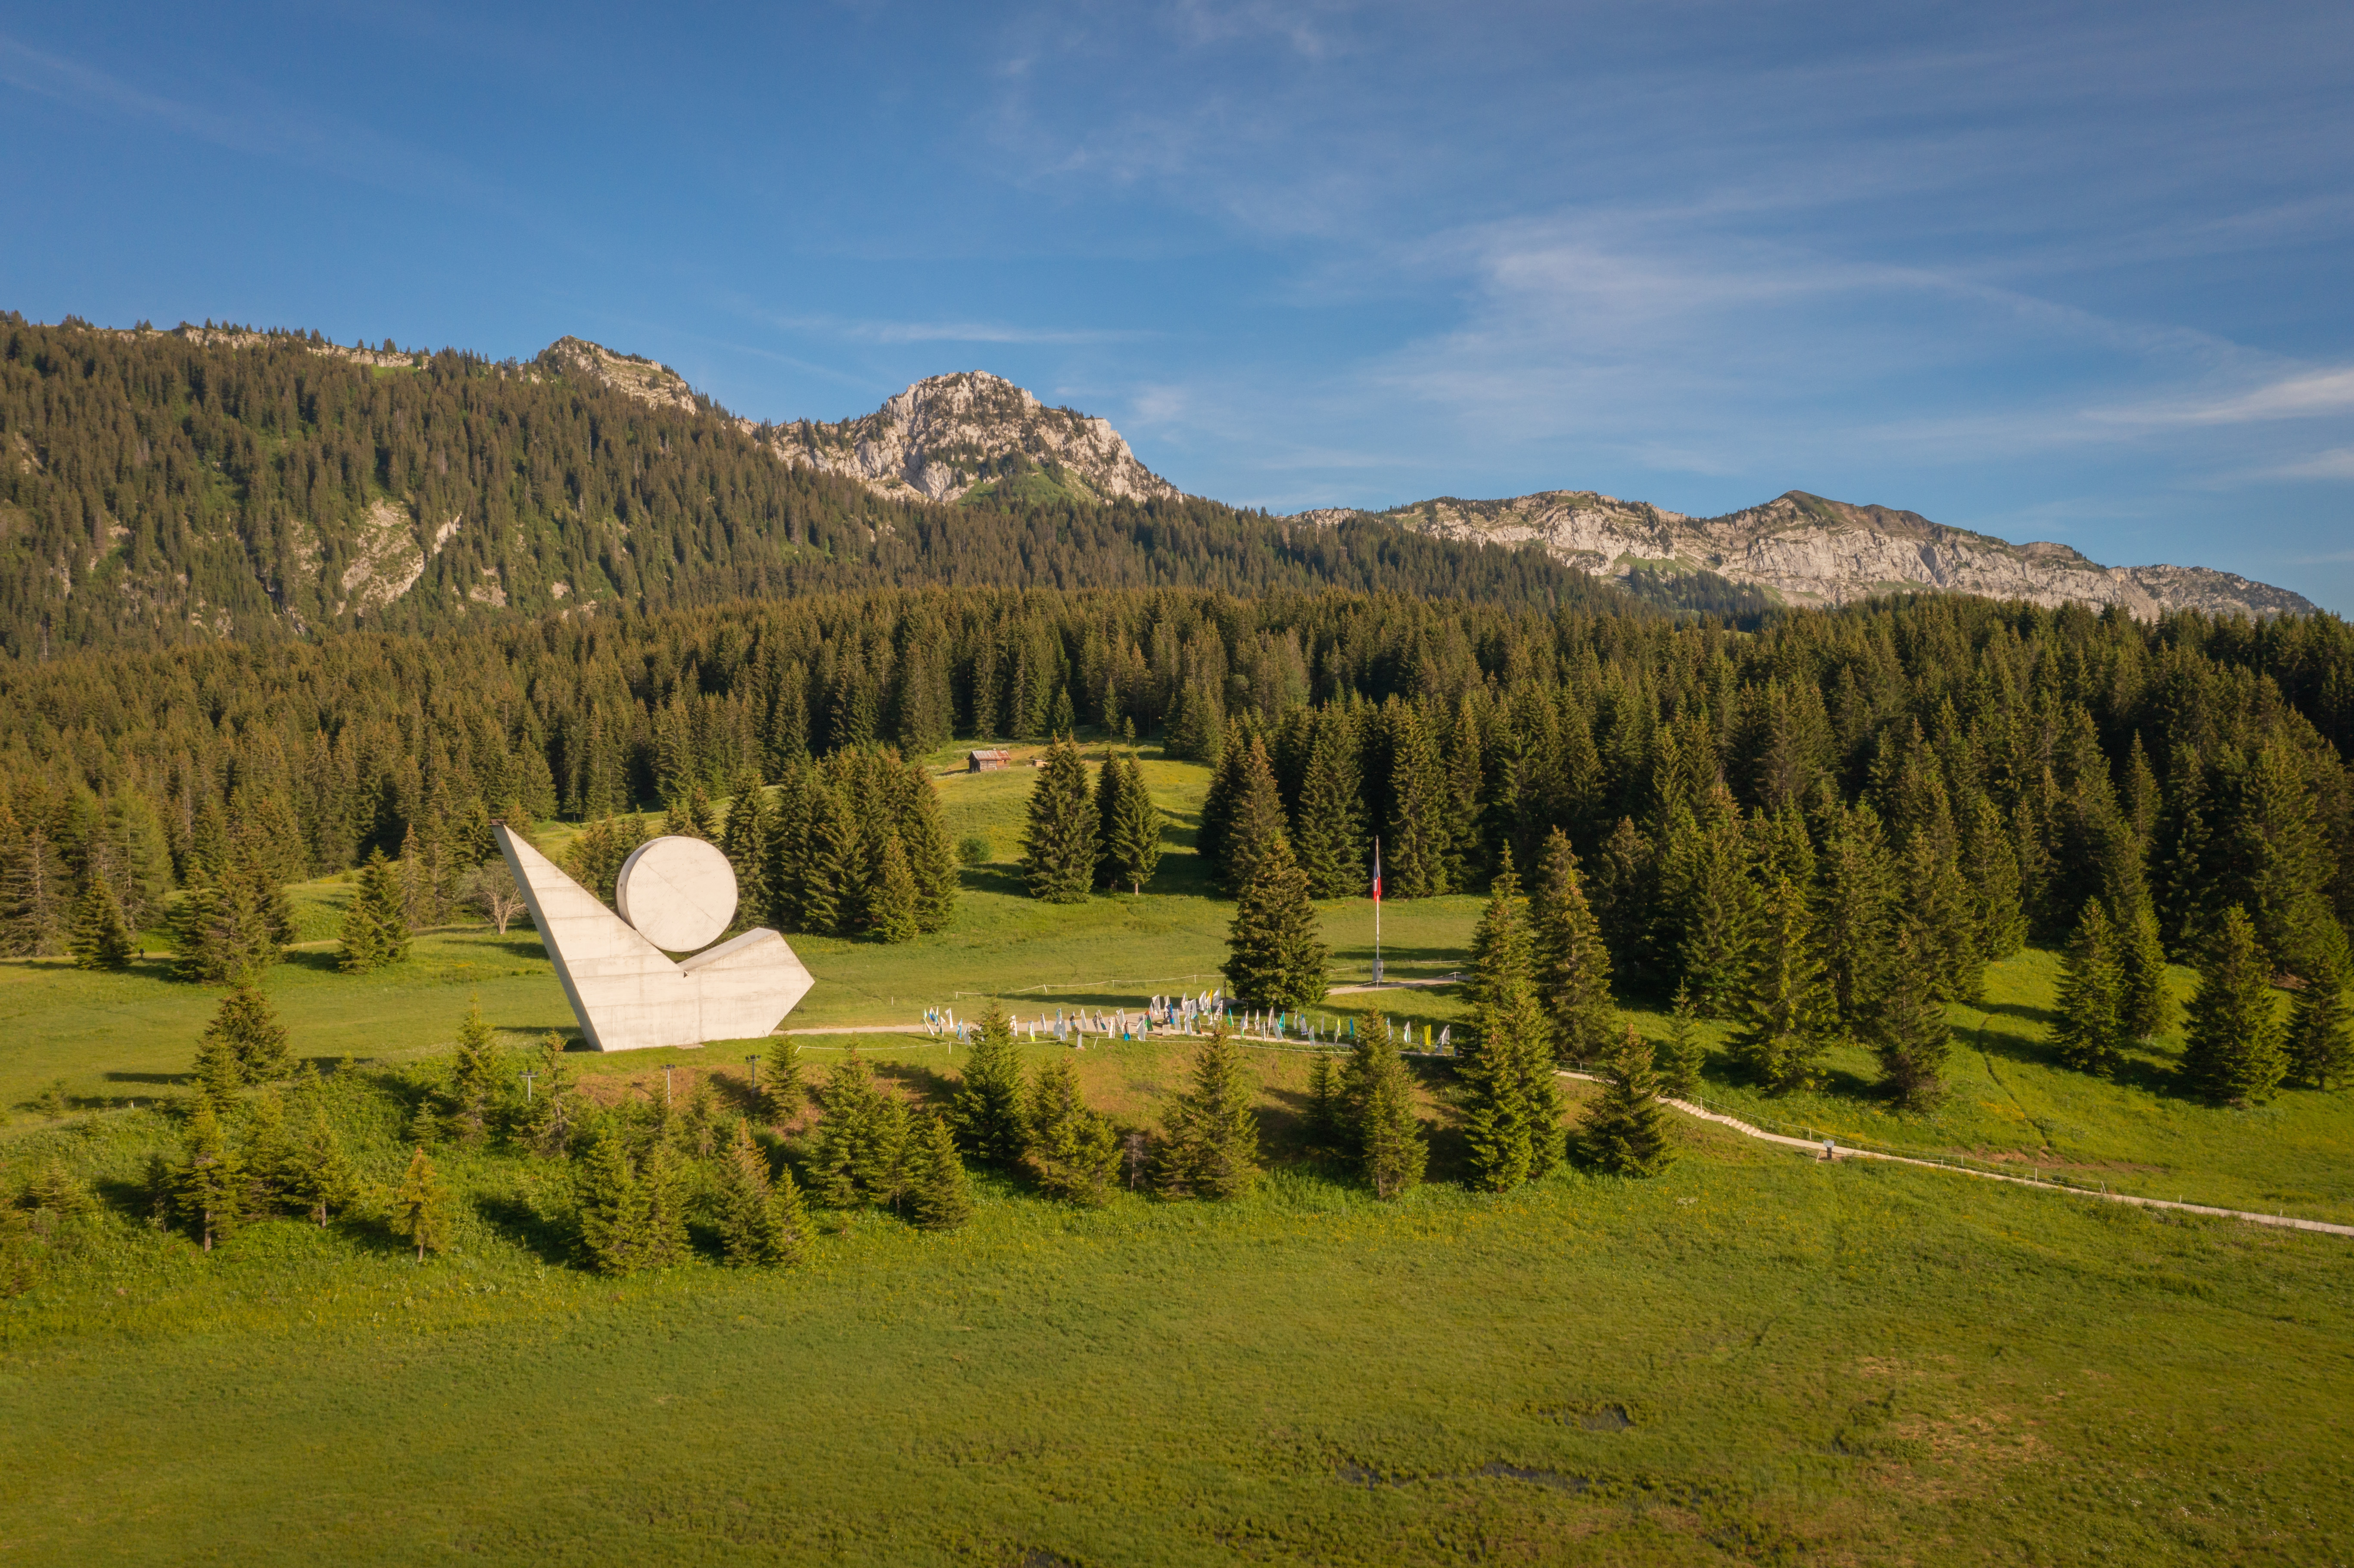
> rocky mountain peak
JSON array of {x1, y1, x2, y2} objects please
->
[
  {"x1": 764, "y1": 370, "x2": 1180, "y2": 505},
  {"x1": 537, "y1": 337, "x2": 706, "y2": 417}
]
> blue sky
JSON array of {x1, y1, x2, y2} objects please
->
[{"x1": 5, "y1": 1, "x2": 2351, "y2": 608}]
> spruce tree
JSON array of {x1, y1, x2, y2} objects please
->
[
  {"x1": 191, "y1": 1014, "x2": 246, "y2": 1109},
  {"x1": 392, "y1": 1147, "x2": 450, "y2": 1262},
  {"x1": 1383, "y1": 701, "x2": 1451, "y2": 897},
  {"x1": 1305, "y1": 1049, "x2": 1341, "y2": 1149},
  {"x1": 1461, "y1": 875, "x2": 1565, "y2": 1190},
  {"x1": 798, "y1": 781, "x2": 852, "y2": 936},
  {"x1": 2051, "y1": 899, "x2": 2126, "y2": 1075},
  {"x1": 1338, "y1": 1016, "x2": 1426, "y2": 1198},
  {"x1": 892, "y1": 756, "x2": 959, "y2": 933},
  {"x1": 339, "y1": 849, "x2": 410, "y2": 973},
  {"x1": 2180, "y1": 905, "x2": 2287, "y2": 1106},
  {"x1": 174, "y1": 1099, "x2": 242, "y2": 1251},
  {"x1": 1868, "y1": 930, "x2": 1951, "y2": 1110},
  {"x1": 1155, "y1": 1023, "x2": 1261, "y2": 1200},
  {"x1": 1815, "y1": 803, "x2": 1895, "y2": 1031},
  {"x1": 2285, "y1": 939, "x2": 2351, "y2": 1090},
  {"x1": 1580, "y1": 1028, "x2": 1673, "y2": 1177},
  {"x1": 1026, "y1": 1055, "x2": 1121, "y2": 1204},
  {"x1": 637, "y1": 1138, "x2": 691, "y2": 1267},
  {"x1": 811, "y1": 1051, "x2": 880, "y2": 1206},
  {"x1": 909, "y1": 1113, "x2": 974, "y2": 1231},
  {"x1": 1222, "y1": 836, "x2": 1328, "y2": 1010},
  {"x1": 1659, "y1": 982, "x2": 1704, "y2": 1101},
  {"x1": 719, "y1": 781, "x2": 772, "y2": 920},
  {"x1": 2117, "y1": 904, "x2": 2173, "y2": 1043},
  {"x1": 1194, "y1": 718, "x2": 1249, "y2": 873},
  {"x1": 1530, "y1": 828, "x2": 1614, "y2": 1067},
  {"x1": 1664, "y1": 796, "x2": 1755, "y2": 1016},
  {"x1": 1588, "y1": 815, "x2": 1654, "y2": 982},
  {"x1": 1900, "y1": 831, "x2": 1981, "y2": 1005},
  {"x1": 448, "y1": 997, "x2": 502, "y2": 1145},
  {"x1": 950, "y1": 1002, "x2": 1027, "y2": 1165},
  {"x1": 1963, "y1": 793, "x2": 2028, "y2": 961},
  {"x1": 575, "y1": 1124, "x2": 646, "y2": 1274},
  {"x1": 1101, "y1": 754, "x2": 1164, "y2": 895},
  {"x1": 715, "y1": 1117, "x2": 803, "y2": 1266},
  {"x1": 1462, "y1": 847, "x2": 1526, "y2": 1021},
  {"x1": 1291, "y1": 708, "x2": 1366, "y2": 899},
  {"x1": 762, "y1": 1035, "x2": 806, "y2": 1122},
  {"x1": 289, "y1": 1100, "x2": 354, "y2": 1226},
  {"x1": 69, "y1": 877, "x2": 135, "y2": 970},
  {"x1": 197, "y1": 982, "x2": 292, "y2": 1092},
  {"x1": 1218, "y1": 737, "x2": 1287, "y2": 894},
  {"x1": 243, "y1": 1088, "x2": 297, "y2": 1216},
  {"x1": 1726, "y1": 877, "x2": 1836, "y2": 1092},
  {"x1": 0, "y1": 818, "x2": 69, "y2": 958},
  {"x1": 1020, "y1": 739, "x2": 1097, "y2": 903},
  {"x1": 866, "y1": 831, "x2": 921, "y2": 943}
]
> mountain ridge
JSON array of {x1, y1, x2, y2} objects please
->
[{"x1": 537, "y1": 330, "x2": 2313, "y2": 621}]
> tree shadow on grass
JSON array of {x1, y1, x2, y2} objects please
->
[
  {"x1": 874, "y1": 1058, "x2": 955, "y2": 1108},
  {"x1": 280, "y1": 948, "x2": 346, "y2": 976},
  {"x1": 103, "y1": 1070, "x2": 188, "y2": 1086},
  {"x1": 1976, "y1": 998, "x2": 2061, "y2": 1031},
  {"x1": 959, "y1": 866, "x2": 1031, "y2": 899},
  {"x1": 473, "y1": 1192, "x2": 579, "y2": 1267}
]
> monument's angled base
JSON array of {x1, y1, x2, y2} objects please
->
[{"x1": 495, "y1": 825, "x2": 815, "y2": 1052}]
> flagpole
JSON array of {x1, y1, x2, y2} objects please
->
[{"x1": 1372, "y1": 835, "x2": 1383, "y2": 985}]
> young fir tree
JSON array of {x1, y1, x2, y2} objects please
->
[
  {"x1": 811, "y1": 1051, "x2": 906, "y2": 1207},
  {"x1": 1659, "y1": 982, "x2": 1704, "y2": 1101},
  {"x1": 1020, "y1": 739, "x2": 1097, "y2": 903},
  {"x1": 797, "y1": 781, "x2": 852, "y2": 936},
  {"x1": 950, "y1": 1002, "x2": 1028, "y2": 1165},
  {"x1": 392, "y1": 1147, "x2": 451, "y2": 1262},
  {"x1": 200, "y1": 982, "x2": 293, "y2": 1089},
  {"x1": 1461, "y1": 874, "x2": 1566, "y2": 1191},
  {"x1": 575, "y1": 1124, "x2": 647, "y2": 1275},
  {"x1": 1194, "y1": 718, "x2": 1249, "y2": 873},
  {"x1": 1900, "y1": 831, "x2": 1982, "y2": 1005},
  {"x1": 1290, "y1": 708, "x2": 1366, "y2": 899},
  {"x1": 715, "y1": 1118, "x2": 806, "y2": 1266},
  {"x1": 191, "y1": 1014, "x2": 246, "y2": 1110},
  {"x1": 762, "y1": 1035, "x2": 806, "y2": 1123},
  {"x1": 1726, "y1": 877, "x2": 1837, "y2": 1093},
  {"x1": 2180, "y1": 905, "x2": 2287, "y2": 1106},
  {"x1": 1462, "y1": 847, "x2": 1526, "y2": 1022},
  {"x1": 908, "y1": 1113, "x2": 975, "y2": 1231},
  {"x1": 69, "y1": 877, "x2": 135, "y2": 970},
  {"x1": 289, "y1": 1100, "x2": 355, "y2": 1226},
  {"x1": 1867, "y1": 929, "x2": 1952, "y2": 1110},
  {"x1": 1222, "y1": 835, "x2": 1328, "y2": 1010},
  {"x1": 637, "y1": 1137, "x2": 691, "y2": 1267},
  {"x1": 2051, "y1": 899, "x2": 2127, "y2": 1075},
  {"x1": 174, "y1": 1098, "x2": 243, "y2": 1251},
  {"x1": 2285, "y1": 939, "x2": 2351, "y2": 1090},
  {"x1": 1305, "y1": 1049, "x2": 1341, "y2": 1149},
  {"x1": 1099, "y1": 753, "x2": 1165, "y2": 895},
  {"x1": 1580, "y1": 1027, "x2": 1674, "y2": 1177},
  {"x1": 1155, "y1": 1023, "x2": 1262, "y2": 1201},
  {"x1": 339, "y1": 849, "x2": 411, "y2": 973},
  {"x1": 1026, "y1": 1055, "x2": 1122, "y2": 1205},
  {"x1": 1339, "y1": 1014, "x2": 1427, "y2": 1198},
  {"x1": 447, "y1": 997, "x2": 503, "y2": 1146},
  {"x1": 866, "y1": 831, "x2": 921, "y2": 944},
  {"x1": 1814, "y1": 803, "x2": 1896, "y2": 1032},
  {"x1": 242, "y1": 1088, "x2": 297, "y2": 1216},
  {"x1": 1530, "y1": 828, "x2": 1614, "y2": 1067},
  {"x1": 2117, "y1": 904, "x2": 2173, "y2": 1043}
]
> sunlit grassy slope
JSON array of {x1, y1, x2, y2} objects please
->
[{"x1": 2, "y1": 742, "x2": 2351, "y2": 1563}]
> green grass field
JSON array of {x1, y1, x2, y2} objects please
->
[{"x1": 2, "y1": 743, "x2": 2349, "y2": 1564}]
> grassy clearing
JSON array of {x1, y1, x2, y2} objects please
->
[
  {"x1": 0, "y1": 1069, "x2": 2346, "y2": 1566},
  {"x1": 3, "y1": 739, "x2": 2351, "y2": 1559}
]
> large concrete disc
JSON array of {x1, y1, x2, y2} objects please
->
[{"x1": 615, "y1": 836, "x2": 737, "y2": 951}]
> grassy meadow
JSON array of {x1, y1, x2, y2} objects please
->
[{"x1": 2, "y1": 738, "x2": 2350, "y2": 1563}]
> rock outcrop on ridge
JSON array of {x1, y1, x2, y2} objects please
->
[{"x1": 1292, "y1": 489, "x2": 2317, "y2": 620}]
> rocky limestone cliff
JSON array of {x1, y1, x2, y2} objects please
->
[
  {"x1": 536, "y1": 337, "x2": 707, "y2": 417},
  {"x1": 760, "y1": 370, "x2": 1180, "y2": 504},
  {"x1": 1294, "y1": 489, "x2": 2317, "y2": 620}
]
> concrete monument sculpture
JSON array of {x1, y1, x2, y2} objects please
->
[{"x1": 493, "y1": 824, "x2": 814, "y2": 1052}]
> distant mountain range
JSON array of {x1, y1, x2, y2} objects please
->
[
  {"x1": 545, "y1": 335, "x2": 2312, "y2": 620},
  {"x1": 0, "y1": 319, "x2": 2317, "y2": 657}
]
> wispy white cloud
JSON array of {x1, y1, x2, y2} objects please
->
[
  {"x1": 2092, "y1": 367, "x2": 2354, "y2": 427},
  {"x1": 2267, "y1": 446, "x2": 2354, "y2": 480}
]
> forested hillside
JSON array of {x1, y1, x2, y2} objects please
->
[
  {"x1": 0, "y1": 318, "x2": 1622, "y2": 657},
  {"x1": 2, "y1": 585, "x2": 2348, "y2": 1047}
]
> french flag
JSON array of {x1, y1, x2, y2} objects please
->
[{"x1": 1371, "y1": 841, "x2": 1381, "y2": 902}]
